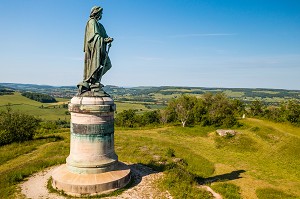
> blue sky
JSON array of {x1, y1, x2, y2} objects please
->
[{"x1": 0, "y1": 0, "x2": 299, "y2": 89}]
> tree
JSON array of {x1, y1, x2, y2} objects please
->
[
  {"x1": 21, "y1": 92, "x2": 57, "y2": 103},
  {"x1": 171, "y1": 95, "x2": 197, "y2": 127},
  {"x1": 193, "y1": 98, "x2": 206, "y2": 124},
  {"x1": 159, "y1": 109, "x2": 169, "y2": 124},
  {"x1": 115, "y1": 109, "x2": 140, "y2": 127},
  {"x1": 264, "y1": 106, "x2": 285, "y2": 122},
  {"x1": 285, "y1": 100, "x2": 300, "y2": 125},
  {"x1": 249, "y1": 100, "x2": 264, "y2": 117},
  {"x1": 141, "y1": 110, "x2": 160, "y2": 126},
  {"x1": 203, "y1": 93, "x2": 237, "y2": 127},
  {"x1": 231, "y1": 99, "x2": 245, "y2": 117}
]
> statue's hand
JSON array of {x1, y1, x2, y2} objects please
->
[{"x1": 104, "y1": 37, "x2": 114, "y2": 43}]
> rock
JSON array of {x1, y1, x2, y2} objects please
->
[{"x1": 216, "y1": 129, "x2": 237, "y2": 137}]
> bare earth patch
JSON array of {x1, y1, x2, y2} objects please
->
[{"x1": 20, "y1": 164, "x2": 173, "y2": 199}]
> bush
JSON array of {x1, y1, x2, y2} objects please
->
[
  {"x1": 140, "y1": 110, "x2": 160, "y2": 126},
  {"x1": 115, "y1": 109, "x2": 141, "y2": 128},
  {"x1": 0, "y1": 108, "x2": 41, "y2": 145},
  {"x1": 162, "y1": 165, "x2": 212, "y2": 199}
]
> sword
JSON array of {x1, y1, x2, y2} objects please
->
[{"x1": 98, "y1": 42, "x2": 112, "y2": 83}]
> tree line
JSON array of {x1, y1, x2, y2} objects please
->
[
  {"x1": 249, "y1": 99, "x2": 300, "y2": 125},
  {"x1": 116, "y1": 93, "x2": 300, "y2": 128},
  {"x1": 0, "y1": 88, "x2": 14, "y2": 96},
  {"x1": 116, "y1": 93, "x2": 243, "y2": 128},
  {"x1": 22, "y1": 92, "x2": 57, "y2": 103}
]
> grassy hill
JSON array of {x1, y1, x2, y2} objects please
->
[
  {"x1": 0, "y1": 119, "x2": 299, "y2": 198},
  {"x1": 0, "y1": 92, "x2": 70, "y2": 121}
]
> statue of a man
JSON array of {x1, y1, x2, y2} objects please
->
[{"x1": 78, "y1": 6, "x2": 113, "y2": 93}]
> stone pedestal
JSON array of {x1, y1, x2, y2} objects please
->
[{"x1": 52, "y1": 93, "x2": 131, "y2": 196}]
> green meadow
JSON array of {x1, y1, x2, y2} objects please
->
[{"x1": 0, "y1": 118, "x2": 299, "y2": 198}]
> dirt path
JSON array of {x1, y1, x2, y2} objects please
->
[
  {"x1": 200, "y1": 186, "x2": 223, "y2": 199},
  {"x1": 20, "y1": 166, "x2": 65, "y2": 199},
  {"x1": 20, "y1": 164, "x2": 173, "y2": 199}
]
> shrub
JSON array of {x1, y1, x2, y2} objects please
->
[
  {"x1": 140, "y1": 110, "x2": 160, "y2": 126},
  {"x1": 162, "y1": 165, "x2": 212, "y2": 199},
  {"x1": 115, "y1": 109, "x2": 141, "y2": 127},
  {"x1": 0, "y1": 108, "x2": 41, "y2": 145}
]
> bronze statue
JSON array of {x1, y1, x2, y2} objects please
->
[{"x1": 78, "y1": 6, "x2": 113, "y2": 94}]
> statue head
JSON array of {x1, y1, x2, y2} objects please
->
[{"x1": 90, "y1": 6, "x2": 103, "y2": 20}]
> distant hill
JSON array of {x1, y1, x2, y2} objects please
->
[
  {"x1": 0, "y1": 85, "x2": 14, "y2": 96},
  {"x1": 0, "y1": 83, "x2": 299, "y2": 104},
  {"x1": 0, "y1": 83, "x2": 77, "y2": 98}
]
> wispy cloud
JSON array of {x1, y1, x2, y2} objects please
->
[{"x1": 170, "y1": 33, "x2": 238, "y2": 38}]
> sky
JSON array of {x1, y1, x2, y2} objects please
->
[{"x1": 0, "y1": 0, "x2": 299, "y2": 90}]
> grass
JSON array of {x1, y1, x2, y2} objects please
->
[
  {"x1": 117, "y1": 120, "x2": 300, "y2": 198},
  {"x1": 214, "y1": 133, "x2": 259, "y2": 152},
  {"x1": 161, "y1": 165, "x2": 212, "y2": 199},
  {"x1": 0, "y1": 133, "x2": 69, "y2": 198},
  {"x1": 0, "y1": 92, "x2": 70, "y2": 120},
  {"x1": 211, "y1": 183, "x2": 241, "y2": 199},
  {"x1": 0, "y1": 135, "x2": 62, "y2": 165},
  {"x1": 256, "y1": 187, "x2": 298, "y2": 199},
  {"x1": 0, "y1": 118, "x2": 300, "y2": 198},
  {"x1": 114, "y1": 101, "x2": 150, "y2": 113}
]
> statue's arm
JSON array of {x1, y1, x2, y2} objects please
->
[{"x1": 98, "y1": 23, "x2": 113, "y2": 43}]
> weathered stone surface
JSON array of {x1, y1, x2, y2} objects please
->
[
  {"x1": 52, "y1": 163, "x2": 131, "y2": 197},
  {"x1": 66, "y1": 96, "x2": 118, "y2": 174},
  {"x1": 216, "y1": 129, "x2": 237, "y2": 136},
  {"x1": 52, "y1": 95, "x2": 130, "y2": 196}
]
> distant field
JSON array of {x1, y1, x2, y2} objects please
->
[
  {"x1": 0, "y1": 92, "x2": 70, "y2": 121},
  {"x1": 115, "y1": 101, "x2": 150, "y2": 113},
  {"x1": 1, "y1": 83, "x2": 299, "y2": 106},
  {"x1": 0, "y1": 92, "x2": 159, "y2": 120}
]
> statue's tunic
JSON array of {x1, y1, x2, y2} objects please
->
[{"x1": 83, "y1": 18, "x2": 112, "y2": 83}]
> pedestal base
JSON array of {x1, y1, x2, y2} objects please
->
[{"x1": 51, "y1": 162, "x2": 131, "y2": 196}]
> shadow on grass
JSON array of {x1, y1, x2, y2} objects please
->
[
  {"x1": 35, "y1": 135, "x2": 64, "y2": 141},
  {"x1": 197, "y1": 170, "x2": 246, "y2": 184}
]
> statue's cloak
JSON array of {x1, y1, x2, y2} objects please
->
[{"x1": 83, "y1": 18, "x2": 110, "y2": 82}]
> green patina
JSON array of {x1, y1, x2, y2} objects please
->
[
  {"x1": 71, "y1": 122, "x2": 114, "y2": 135},
  {"x1": 71, "y1": 132, "x2": 113, "y2": 142},
  {"x1": 69, "y1": 103, "x2": 116, "y2": 113}
]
